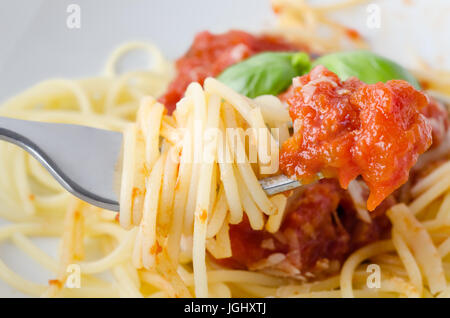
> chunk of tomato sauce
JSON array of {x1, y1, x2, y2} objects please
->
[
  {"x1": 421, "y1": 98, "x2": 449, "y2": 147},
  {"x1": 281, "y1": 88, "x2": 448, "y2": 148},
  {"x1": 280, "y1": 66, "x2": 433, "y2": 211},
  {"x1": 159, "y1": 30, "x2": 301, "y2": 113},
  {"x1": 218, "y1": 180, "x2": 393, "y2": 277}
]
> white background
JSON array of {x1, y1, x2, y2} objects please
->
[
  {"x1": 0, "y1": 0, "x2": 449, "y2": 102},
  {"x1": 0, "y1": 0, "x2": 448, "y2": 297}
]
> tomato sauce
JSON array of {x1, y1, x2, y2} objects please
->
[
  {"x1": 421, "y1": 97, "x2": 449, "y2": 147},
  {"x1": 159, "y1": 30, "x2": 300, "y2": 113},
  {"x1": 219, "y1": 179, "x2": 393, "y2": 277},
  {"x1": 345, "y1": 28, "x2": 361, "y2": 41},
  {"x1": 280, "y1": 66, "x2": 433, "y2": 211}
]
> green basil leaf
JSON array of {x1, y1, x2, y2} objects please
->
[
  {"x1": 217, "y1": 51, "x2": 311, "y2": 98},
  {"x1": 312, "y1": 50, "x2": 421, "y2": 89}
]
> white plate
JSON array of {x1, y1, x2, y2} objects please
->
[{"x1": 0, "y1": 0, "x2": 448, "y2": 297}]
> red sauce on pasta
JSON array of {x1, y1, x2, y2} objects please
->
[
  {"x1": 159, "y1": 30, "x2": 300, "y2": 113},
  {"x1": 421, "y1": 97, "x2": 449, "y2": 147},
  {"x1": 220, "y1": 180, "x2": 393, "y2": 277},
  {"x1": 280, "y1": 66, "x2": 433, "y2": 211}
]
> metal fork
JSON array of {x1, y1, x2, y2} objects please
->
[{"x1": 0, "y1": 116, "x2": 299, "y2": 211}]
